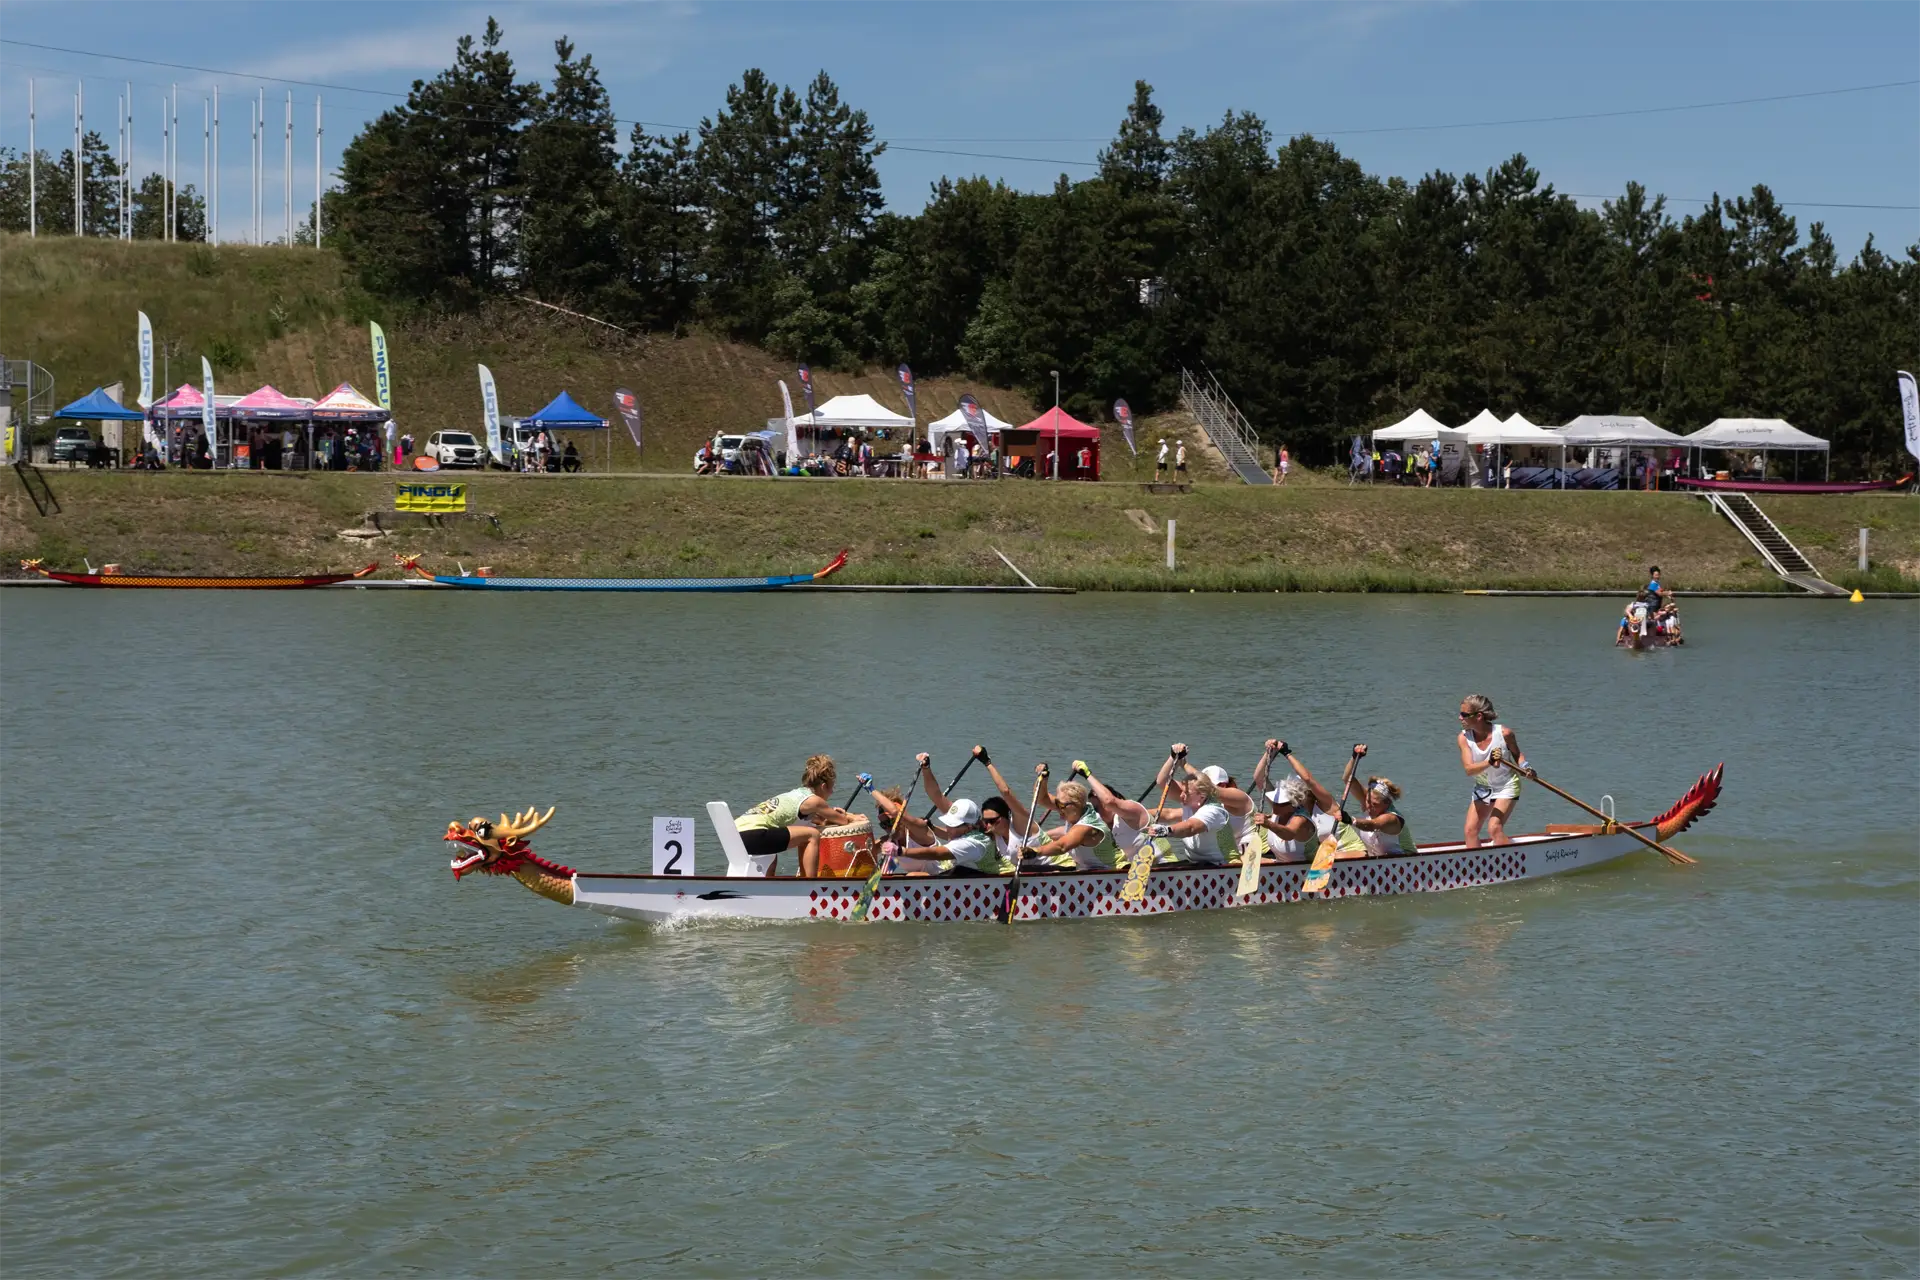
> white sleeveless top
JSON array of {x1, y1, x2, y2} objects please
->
[{"x1": 1463, "y1": 724, "x2": 1516, "y2": 791}]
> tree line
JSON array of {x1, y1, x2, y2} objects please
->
[
  {"x1": 0, "y1": 134, "x2": 208, "y2": 241},
  {"x1": 7, "y1": 19, "x2": 1913, "y2": 471}
]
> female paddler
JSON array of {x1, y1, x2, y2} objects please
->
[
  {"x1": 734, "y1": 754, "x2": 863, "y2": 877},
  {"x1": 1457, "y1": 693, "x2": 1526, "y2": 848},
  {"x1": 1249, "y1": 739, "x2": 1366, "y2": 861},
  {"x1": 981, "y1": 759, "x2": 1119, "y2": 870},
  {"x1": 1350, "y1": 775, "x2": 1416, "y2": 858}
]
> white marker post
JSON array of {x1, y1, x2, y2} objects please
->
[
  {"x1": 1859, "y1": 528, "x2": 1868, "y2": 573},
  {"x1": 1166, "y1": 518, "x2": 1176, "y2": 570},
  {"x1": 652, "y1": 816, "x2": 695, "y2": 876}
]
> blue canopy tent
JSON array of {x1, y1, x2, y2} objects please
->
[
  {"x1": 519, "y1": 391, "x2": 611, "y2": 471},
  {"x1": 50, "y1": 387, "x2": 148, "y2": 466}
]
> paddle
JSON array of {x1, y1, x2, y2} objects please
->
[
  {"x1": 1301, "y1": 746, "x2": 1364, "y2": 896},
  {"x1": 1121, "y1": 749, "x2": 1183, "y2": 903},
  {"x1": 1235, "y1": 742, "x2": 1283, "y2": 898},
  {"x1": 851, "y1": 771, "x2": 920, "y2": 922},
  {"x1": 921, "y1": 750, "x2": 981, "y2": 821},
  {"x1": 1493, "y1": 751, "x2": 1697, "y2": 866},
  {"x1": 998, "y1": 764, "x2": 1048, "y2": 924},
  {"x1": 842, "y1": 772, "x2": 873, "y2": 811}
]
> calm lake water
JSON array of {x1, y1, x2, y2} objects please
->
[{"x1": 3, "y1": 590, "x2": 1915, "y2": 1276}]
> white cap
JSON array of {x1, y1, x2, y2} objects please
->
[
  {"x1": 937, "y1": 798, "x2": 981, "y2": 828},
  {"x1": 1200, "y1": 765, "x2": 1231, "y2": 787},
  {"x1": 1267, "y1": 776, "x2": 1312, "y2": 808}
]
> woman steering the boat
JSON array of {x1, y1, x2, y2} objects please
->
[
  {"x1": 1458, "y1": 694, "x2": 1526, "y2": 848},
  {"x1": 735, "y1": 754, "x2": 862, "y2": 877}
]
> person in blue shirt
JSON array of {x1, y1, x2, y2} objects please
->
[{"x1": 1645, "y1": 566, "x2": 1664, "y2": 609}]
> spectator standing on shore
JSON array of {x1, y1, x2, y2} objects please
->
[
  {"x1": 1277, "y1": 444, "x2": 1290, "y2": 484},
  {"x1": 1076, "y1": 444, "x2": 1091, "y2": 476},
  {"x1": 953, "y1": 435, "x2": 971, "y2": 480},
  {"x1": 1426, "y1": 441, "x2": 1439, "y2": 487},
  {"x1": 1175, "y1": 440, "x2": 1188, "y2": 477},
  {"x1": 1156, "y1": 439, "x2": 1169, "y2": 480}
]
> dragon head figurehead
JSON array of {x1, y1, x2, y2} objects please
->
[{"x1": 445, "y1": 805, "x2": 577, "y2": 905}]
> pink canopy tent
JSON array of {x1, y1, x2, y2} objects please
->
[
  {"x1": 227, "y1": 385, "x2": 315, "y2": 419},
  {"x1": 1006, "y1": 407, "x2": 1102, "y2": 480},
  {"x1": 311, "y1": 383, "x2": 390, "y2": 422}
]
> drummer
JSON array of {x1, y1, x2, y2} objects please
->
[{"x1": 734, "y1": 754, "x2": 862, "y2": 877}]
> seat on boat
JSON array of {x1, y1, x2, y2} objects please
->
[{"x1": 707, "y1": 802, "x2": 777, "y2": 877}]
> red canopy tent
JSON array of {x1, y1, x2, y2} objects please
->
[{"x1": 1006, "y1": 407, "x2": 1102, "y2": 480}]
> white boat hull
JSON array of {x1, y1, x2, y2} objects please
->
[{"x1": 568, "y1": 829, "x2": 1649, "y2": 926}]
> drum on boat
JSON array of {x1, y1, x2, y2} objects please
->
[{"x1": 817, "y1": 817, "x2": 876, "y2": 878}]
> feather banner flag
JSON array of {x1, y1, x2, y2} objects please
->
[
  {"x1": 780, "y1": 379, "x2": 799, "y2": 463},
  {"x1": 1899, "y1": 371, "x2": 1919, "y2": 463},
  {"x1": 958, "y1": 393, "x2": 987, "y2": 438},
  {"x1": 369, "y1": 321, "x2": 392, "y2": 412},
  {"x1": 897, "y1": 363, "x2": 916, "y2": 427},
  {"x1": 796, "y1": 364, "x2": 816, "y2": 424},
  {"x1": 137, "y1": 312, "x2": 154, "y2": 409},
  {"x1": 478, "y1": 364, "x2": 502, "y2": 464},
  {"x1": 614, "y1": 387, "x2": 644, "y2": 453},
  {"x1": 1113, "y1": 398, "x2": 1136, "y2": 456},
  {"x1": 200, "y1": 357, "x2": 217, "y2": 464}
]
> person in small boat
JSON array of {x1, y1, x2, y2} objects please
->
[
  {"x1": 1350, "y1": 774, "x2": 1417, "y2": 858},
  {"x1": 1458, "y1": 694, "x2": 1526, "y2": 848},
  {"x1": 1653, "y1": 598, "x2": 1683, "y2": 644},
  {"x1": 1249, "y1": 740, "x2": 1366, "y2": 861},
  {"x1": 735, "y1": 754, "x2": 863, "y2": 877}
]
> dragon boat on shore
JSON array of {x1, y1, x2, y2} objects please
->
[
  {"x1": 19, "y1": 559, "x2": 376, "y2": 588},
  {"x1": 443, "y1": 766, "x2": 1722, "y2": 926},
  {"x1": 397, "y1": 550, "x2": 847, "y2": 591}
]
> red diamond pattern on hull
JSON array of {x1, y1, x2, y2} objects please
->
[{"x1": 801, "y1": 848, "x2": 1530, "y2": 923}]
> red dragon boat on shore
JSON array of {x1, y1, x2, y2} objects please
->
[
  {"x1": 1676, "y1": 473, "x2": 1912, "y2": 495},
  {"x1": 19, "y1": 559, "x2": 377, "y2": 588}
]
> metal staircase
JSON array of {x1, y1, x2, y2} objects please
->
[
  {"x1": 1179, "y1": 368, "x2": 1272, "y2": 485},
  {"x1": 1703, "y1": 491, "x2": 1848, "y2": 595}
]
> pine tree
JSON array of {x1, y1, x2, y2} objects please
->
[
  {"x1": 620, "y1": 125, "x2": 703, "y2": 330},
  {"x1": 518, "y1": 36, "x2": 622, "y2": 306}
]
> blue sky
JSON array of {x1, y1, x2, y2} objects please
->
[{"x1": 3, "y1": 1, "x2": 1915, "y2": 254}]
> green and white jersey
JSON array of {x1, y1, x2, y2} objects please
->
[
  {"x1": 942, "y1": 831, "x2": 1015, "y2": 875},
  {"x1": 737, "y1": 787, "x2": 811, "y2": 832}
]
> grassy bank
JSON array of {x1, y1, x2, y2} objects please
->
[{"x1": 5, "y1": 469, "x2": 1915, "y2": 592}]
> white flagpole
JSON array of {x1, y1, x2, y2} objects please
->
[
  {"x1": 256, "y1": 87, "x2": 264, "y2": 245},
  {"x1": 27, "y1": 79, "x2": 34, "y2": 237},
  {"x1": 203, "y1": 98, "x2": 209, "y2": 242},
  {"x1": 283, "y1": 91, "x2": 292, "y2": 246},
  {"x1": 170, "y1": 84, "x2": 178, "y2": 241},
  {"x1": 74, "y1": 81, "x2": 83, "y2": 237},
  {"x1": 124, "y1": 83, "x2": 132, "y2": 238},
  {"x1": 314, "y1": 95, "x2": 322, "y2": 249},
  {"x1": 250, "y1": 93, "x2": 258, "y2": 244},
  {"x1": 211, "y1": 87, "x2": 219, "y2": 244}
]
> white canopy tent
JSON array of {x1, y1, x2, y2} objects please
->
[
  {"x1": 1686, "y1": 418, "x2": 1830, "y2": 481},
  {"x1": 1559, "y1": 415, "x2": 1684, "y2": 447},
  {"x1": 806, "y1": 394, "x2": 913, "y2": 432},
  {"x1": 1456, "y1": 408, "x2": 1506, "y2": 435},
  {"x1": 927, "y1": 404, "x2": 1013, "y2": 454},
  {"x1": 1454, "y1": 411, "x2": 1570, "y2": 488},
  {"x1": 1371, "y1": 408, "x2": 1450, "y2": 442}
]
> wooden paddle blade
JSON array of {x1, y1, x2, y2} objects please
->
[
  {"x1": 1120, "y1": 849, "x2": 1154, "y2": 902},
  {"x1": 1301, "y1": 836, "x2": 1338, "y2": 894},
  {"x1": 1235, "y1": 843, "x2": 1262, "y2": 898},
  {"x1": 850, "y1": 865, "x2": 885, "y2": 921}
]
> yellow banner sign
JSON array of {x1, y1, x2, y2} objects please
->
[{"x1": 396, "y1": 482, "x2": 468, "y2": 513}]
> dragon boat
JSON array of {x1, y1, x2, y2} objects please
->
[
  {"x1": 1676, "y1": 473, "x2": 1912, "y2": 495},
  {"x1": 444, "y1": 766, "x2": 1722, "y2": 926},
  {"x1": 397, "y1": 550, "x2": 847, "y2": 591},
  {"x1": 19, "y1": 559, "x2": 376, "y2": 588}
]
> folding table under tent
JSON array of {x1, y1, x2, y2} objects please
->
[
  {"x1": 521, "y1": 391, "x2": 613, "y2": 471},
  {"x1": 1684, "y1": 418, "x2": 1830, "y2": 482}
]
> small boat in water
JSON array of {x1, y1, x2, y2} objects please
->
[
  {"x1": 19, "y1": 559, "x2": 376, "y2": 588},
  {"x1": 397, "y1": 549, "x2": 847, "y2": 591},
  {"x1": 443, "y1": 766, "x2": 1723, "y2": 926},
  {"x1": 1677, "y1": 474, "x2": 1912, "y2": 495}
]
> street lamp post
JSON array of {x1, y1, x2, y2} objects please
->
[{"x1": 1050, "y1": 369, "x2": 1060, "y2": 480}]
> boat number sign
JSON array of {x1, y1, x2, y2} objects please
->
[
  {"x1": 396, "y1": 482, "x2": 468, "y2": 513},
  {"x1": 653, "y1": 816, "x2": 694, "y2": 876}
]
